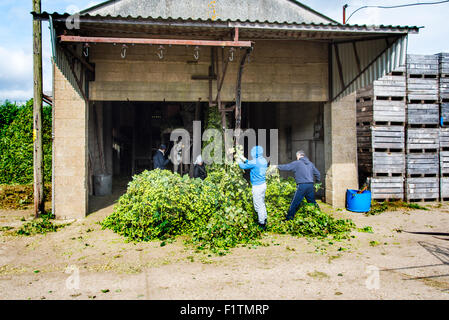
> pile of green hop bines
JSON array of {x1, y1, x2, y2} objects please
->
[{"x1": 102, "y1": 147, "x2": 355, "y2": 254}]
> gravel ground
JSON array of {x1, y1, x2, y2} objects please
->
[{"x1": 0, "y1": 198, "x2": 448, "y2": 300}]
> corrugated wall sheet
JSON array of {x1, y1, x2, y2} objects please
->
[{"x1": 332, "y1": 35, "x2": 408, "y2": 101}]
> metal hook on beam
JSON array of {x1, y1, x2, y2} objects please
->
[
  {"x1": 229, "y1": 47, "x2": 235, "y2": 62},
  {"x1": 121, "y1": 44, "x2": 128, "y2": 59},
  {"x1": 83, "y1": 43, "x2": 89, "y2": 57},
  {"x1": 193, "y1": 46, "x2": 200, "y2": 60},
  {"x1": 157, "y1": 45, "x2": 165, "y2": 59}
]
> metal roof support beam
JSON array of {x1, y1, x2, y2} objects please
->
[
  {"x1": 352, "y1": 42, "x2": 361, "y2": 74},
  {"x1": 59, "y1": 35, "x2": 253, "y2": 48},
  {"x1": 63, "y1": 45, "x2": 95, "y2": 73},
  {"x1": 334, "y1": 43, "x2": 345, "y2": 89},
  {"x1": 60, "y1": 47, "x2": 88, "y2": 103},
  {"x1": 332, "y1": 36, "x2": 400, "y2": 101}
]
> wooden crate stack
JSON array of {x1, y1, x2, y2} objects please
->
[
  {"x1": 438, "y1": 53, "x2": 449, "y2": 200},
  {"x1": 440, "y1": 129, "x2": 449, "y2": 201},
  {"x1": 406, "y1": 54, "x2": 440, "y2": 201},
  {"x1": 356, "y1": 69, "x2": 406, "y2": 200},
  {"x1": 439, "y1": 52, "x2": 449, "y2": 126},
  {"x1": 356, "y1": 54, "x2": 449, "y2": 202}
]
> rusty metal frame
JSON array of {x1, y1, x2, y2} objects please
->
[{"x1": 235, "y1": 47, "x2": 253, "y2": 131}]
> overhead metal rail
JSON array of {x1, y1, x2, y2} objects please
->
[{"x1": 59, "y1": 27, "x2": 253, "y2": 48}]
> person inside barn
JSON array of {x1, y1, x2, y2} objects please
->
[
  {"x1": 274, "y1": 150, "x2": 321, "y2": 220},
  {"x1": 153, "y1": 144, "x2": 170, "y2": 170},
  {"x1": 193, "y1": 155, "x2": 207, "y2": 180},
  {"x1": 238, "y1": 146, "x2": 268, "y2": 230}
]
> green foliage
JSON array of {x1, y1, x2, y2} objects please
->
[
  {"x1": 266, "y1": 171, "x2": 354, "y2": 239},
  {"x1": 366, "y1": 200, "x2": 429, "y2": 216},
  {"x1": 357, "y1": 226, "x2": 374, "y2": 233},
  {"x1": 102, "y1": 150, "x2": 356, "y2": 254},
  {"x1": 102, "y1": 169, "x2": 222, "y2": 242},
  {"x1": 15, "y1": 213, "x2": 67, "y2": 236},
  {"x1": 0, "y1": 99, "x2": 52, "y2": 184},
  {"x1": 0, "y1": 100, "x2": 19, "y2": 132}
]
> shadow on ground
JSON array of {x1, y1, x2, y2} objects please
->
[{"x1": 87, "y1": 176, "x2": 129, "y2": 215}]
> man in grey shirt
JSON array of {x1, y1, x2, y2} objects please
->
[{"x1": 274, "y1": 150, "x2": 321, "y2": 220}]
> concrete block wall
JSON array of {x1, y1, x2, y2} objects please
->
[
  {"x1": 53, "y1": 63, "x2": 88, "y2": 219},
  {"x1": 88, "y1": 40, "x2": 328, "y2": 102},
  {"x1": 324, "y1": 92, "x2": 359, "y2": 207}
]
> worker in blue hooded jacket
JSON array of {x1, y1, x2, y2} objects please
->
[{"x1": 238, "y1": 145, "x2": 268, "y2": 230}]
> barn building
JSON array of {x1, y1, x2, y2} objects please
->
[{"x1": 33, "y1": 0, "x2": 418, "y2": 219}]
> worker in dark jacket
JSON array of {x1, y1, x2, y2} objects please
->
[
  {"x1": 153, "y1": 144, "x2": 170, "y2": 170},
  {"x1": 275, "y1": 150, "x2": 321, "y2": 220},
  {"x1": 193, "y1": 155, "x2": 207, "y2": 180}
]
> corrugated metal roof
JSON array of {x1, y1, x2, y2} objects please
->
[
  {"x1": 78, "y1": 0, "x2": 337, "y2": 25},
  {"x1": 35, "y1": 12, "x2": 419, "y2": 36}
]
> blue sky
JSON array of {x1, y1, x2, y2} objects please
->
[{"x1": 1, "y1": 0, "x2": 449, "y2": 103}]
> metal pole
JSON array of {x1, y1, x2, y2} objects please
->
[{"x1": 33, "y1": 0, "x2": 44, "y2": 217}]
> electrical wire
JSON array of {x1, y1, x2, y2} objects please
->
[{"x1": 346, "y1": 0, "x2": 449, "y2": 23}]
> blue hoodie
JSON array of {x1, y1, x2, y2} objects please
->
[{"x1": 238, "y1": 146, "x2": 268, "y2": 186}]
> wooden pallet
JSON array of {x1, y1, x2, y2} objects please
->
[
  {"x1": 406, "y1": 177, "x2": 439, "y2": 200},
  {"x1": 407, "y1": 77, "x2": 439, "y2": 101},
  {"x1": 407, "y1": 104, "x2": 439, "y2": 125},
  {"x1": 356, "y1": 99, "x2": 405, "y2": 124},
  {"x1": 357, "y1": 125, "x2": 405, "y2": 150},
  {"x1": 407, "y1": 54, "x2": 439, "y2": 75},
  {"x1": 441, "y1": 128, "x2": 449, "y2": 149},
  {"x1": 407, "y1": 153, "x2": 439, "y2": 176},
  {"x1": 441, "y1": 177, "x2": 449, "y2": 199},
  {"x1": 407, "y1": 128, "x2": 439, "y2": 150},
  {"x1": 370, "y1": 177, "x2": 404, "y2": 200},
  {"x1": 358, "y1": 152, "x2": 405, "y2": 176},
  {"x1": 441, "y1": 151, "x2": 449, "y2": 175}
]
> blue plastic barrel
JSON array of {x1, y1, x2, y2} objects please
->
[{"x1": 346, "y1": 189, "x2": 371, "y2": 212}]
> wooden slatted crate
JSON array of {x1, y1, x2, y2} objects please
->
[
  {"x1": 440, "y1": 128, "x2": 449, "y2": 150},
  {"x1": 358, "y1": 76, "x2": 406, "y2": 98},
  {"x1": 406, "y1": 153, "x2": 439, "y2": 176},
  {"x1": 437, "y1": 52, "x2": 449, "y2": 74},
  {"x1": 358, "y1": 152, "x2": 405, "y2": 176},
  {"x1": 370, "y1": 177, "x2": 404, "y2": 200},
  {"x1": 441, "y1": 151, "x2": 449, "y2": 175},
  {"x1": 440, "y1": 77, "x2": 449, "y2": 100},
  {"x1": 407, "y1": 104, "x2": 439, "y2": 125},
  {"x1": 407, "y1": 128, "x2": 439, "y2": 151},
  {"x1": 357, "y1": 125, "x2": 405, "y2": 151},
  {"x1": 407, "y1": 54, "x2": 439, "y2": 75},
  {"x1": 406, "y1": 177, "x2": 439, "y2": 201},
  {"x1": 407, "y1": 77, "x2": 439, "y2": 101},
  {"x1": 357, "y1": 99, "x2": 405, "y2": 124},
  {"x1": 441, "y1": 177, "x2": 449, "y2": 200}
]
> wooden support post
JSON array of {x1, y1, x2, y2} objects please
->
[{"x1": 33, "y1": 0, "x2": 44, "y2": 217}]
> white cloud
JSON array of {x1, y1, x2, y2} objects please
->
[
  {"x1": 0, "y1": 46, "x2": 32, "y2": 101},
  {"x1": 0, "y1": 44, "x2": 53, "y2": 103}
]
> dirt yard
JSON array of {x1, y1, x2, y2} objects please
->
[{"x1": 1, "y1": 197, "x2": 449, "y2": 300}]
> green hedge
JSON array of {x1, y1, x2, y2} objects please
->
[{"x1": 0, "y1": 99, "x2": 52, "y2": 184}]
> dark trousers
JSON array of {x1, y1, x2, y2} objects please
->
[{"x1": 286, "y1": 183, "x2": 317, "y2": 220}]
